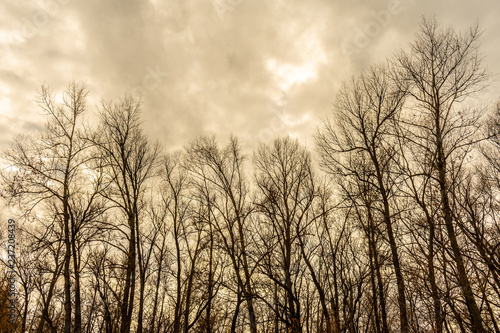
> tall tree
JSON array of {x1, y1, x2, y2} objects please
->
[
  {"x1": 184, "y1": 136, "x2": 259, "y2": 333},
  {"x1": 254, "y1": 136, "x2": 319, "y2": 333},
  {"x1": 316, "y1": 64, "x2": 409, "y2": 332},
  {"x1": 2, "y1": 82, "x2": 90, "y2": 333},
  {"x1": 396, "y1": 18, "x2": 488, "y2": 332},
  {"x1": 90, "y1": 96, "x2": 159, "y2": 333}
]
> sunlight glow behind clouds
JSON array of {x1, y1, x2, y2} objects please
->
[
  {"x1": 266, "y1": 33, "x2": 326, "y2": 91},
  {"x1": 0, "y1": 97, "x2": 12, "y2": 117},
  {"x1": 267, "y1": 59, "x2": 317, "y2": 91}
]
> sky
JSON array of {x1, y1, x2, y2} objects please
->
[{"x1": 0, "y1": 0, "x2": 499, "y2": 152}]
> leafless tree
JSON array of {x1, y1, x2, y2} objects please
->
[
  {"x1": 89, "y1": 95, "x2": 160, "y2": 333},
  {"x1": 316, "y1": 64, "x2": 409, "y2": 332},
  {"x1": 395, "y1": 17, "x2": 489, "y2": 332},
  {"x1": 184, "y1": 136, "x2": 258, "y2": 333},
  {"x1": 254, "y1": 136, "x2": 322, "y2": 333},
  {"x1": 2, "y1": 82, "x2": 92, "y2": 333}
]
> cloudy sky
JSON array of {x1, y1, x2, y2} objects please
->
[{"x1": 0, "y1": 0, "x2": 499, "y2": 151}]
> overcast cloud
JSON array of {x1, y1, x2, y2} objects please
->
[{"x1": 0, "y1": 0, "x2": 499, "y2": 151}]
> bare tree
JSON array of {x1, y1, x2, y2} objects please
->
[
  {"x1": 90, "y1": 96, "x2": 159, "y2": 333},
  {"x1": 254, "y1": 136, "x2": 320, "y2": 333},
  {"x1": 160, "y1": 151, "x2": 197, "y2": 333},
  {"x1": 395, "y1": 17, "x2": 488, "y2": 332},
  {"x1": 184, "y1": 136, "x2": 258, "y2": 333},
  {"x1": 2, "y1": 82, "x2": 91, "y2": 333},
  {"x1": 316, "y1": 64, "x2": 409, "y2": 332}
]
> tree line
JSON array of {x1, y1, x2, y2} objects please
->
[{"x1": 1, "y1": 18, "x2": 499, "y2": 333}]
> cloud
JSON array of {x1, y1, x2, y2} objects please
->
[{"x1": 0, "y1": 0, "x2": 499, "y2": 151}]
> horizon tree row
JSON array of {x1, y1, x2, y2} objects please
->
[{"x1": 1, "y1": 17, "x2": 499, "y2": 333}]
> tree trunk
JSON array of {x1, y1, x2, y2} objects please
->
[
  {"x1": 63, "y1": 195, "x2": 72, "y2": 333},
  {"x1": 71, "y1": 216, "x2": 82, "y2": 333},
  {"x1": 120, "y1": 214, "x2": 136, "y2": 333},
  {"x1": 373, "y1": 155, "x2": 409, "y2": 333},
  {"x1": 435, "y1": 128, "x2": 485, "y2": 332}
]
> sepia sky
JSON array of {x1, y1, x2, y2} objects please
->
[{"x1": 0, "y1": 0, "x2": 499, "y2": 151}]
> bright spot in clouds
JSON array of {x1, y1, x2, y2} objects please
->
[
  {"x1": 266, "y1": 32, "x2": 326, "y2": 91},
  {"x1": 267, "y1": 59, "x2": 318, "y2": 90},
  {"x1": 0, "y1": 97, "x2": 11, "y2": 116}
]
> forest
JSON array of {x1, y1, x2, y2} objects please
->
[{"x1": 1, "y1": 18, "x2": 499, "y2": 333}]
